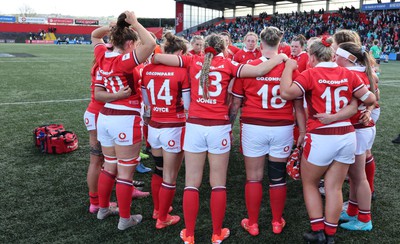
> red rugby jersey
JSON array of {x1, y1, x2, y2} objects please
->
[
  {"x1": 141, "y1": 64, "x2": 189, "y2": 123},
  {"x1": 86, "y1": 63, "x2": 105, "y2": 114},
  {"x1": 293, "y1": 62, "x2": 364, "y2": 131},
  {"x1": 291, "y1": 51, "x2": 309, "y2": 73},
  {"x1": 94, "y1": 44, "x2": 141, "y2": 110},
  {"x1": 225, "y1": 45, "x2": 241, "y2": 60},
  {"x1": 347, "y1": 67, "x2": 375, "y2": 128},
  {"x1": 178, "y1": 53, "x2": 244, "y2": 121},
  {"x1": 232, "y1": 57, "x2": 300, "y2": 126},
  {"x1": 233, "y1": 48, "x2": 262, "y2": 64},
  {"x1": 278, "y1": 44, "x2": 291, "y2": 57}
]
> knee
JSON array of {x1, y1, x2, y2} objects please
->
[
  {"x1": 268, "y1": 160, "x2": 287, "y2": 186},
  {"x1": 90, "y1": 144, "x2": 103, "y2": 157}
]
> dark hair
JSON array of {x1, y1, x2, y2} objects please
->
[
  {"x1": 309, "y1": 37, "x2": 334, "y2": 62},
  {"x1": 110, "y1": 12, "x2": 139, "y2": 50},
  {"x1": 292, "y1": 34, "x2": 306, "y2": 47},
  {"x1": 199, "y1": 34, "x2": 225, "y2": 98},
  {"x1": 260, "y1": 27, "x2": 283, "y2": 47},
  {"x1": 338, "y1": 42, "x2": 376, "y2": 94},
  {"x1": 162, "y1": 32, "x2": 187, "y2": 54}
]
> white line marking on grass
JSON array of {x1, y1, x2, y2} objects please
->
[{"x1": 0, "y1": 98, "x2": 90, "y2": 106}]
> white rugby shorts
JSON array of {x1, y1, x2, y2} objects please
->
[
  {"x1": 241, "y1": 123, "x2": 293, "y2": 158},
  {"x1": 355, "y1": 127, "x2": 376, "y2": 155},
  {"x1": 148, "y1": 125, "x2": 185, "y2": 153},
  {"x1": 97, "y1": 113, "x2": 142, "y2": 147},
  {"x1": 183, "y1": 123, "x2": 231, "y2": 154},
  {"x1": 303, "y1": 132, "x2": 356, "y2": 166},
  {"x1": 83, "y1": 110, "x2": 98, "y2": 131}
]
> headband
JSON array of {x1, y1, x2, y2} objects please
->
[{"x1": 336, "y1": 47, "x2": 358, "y2": 63}]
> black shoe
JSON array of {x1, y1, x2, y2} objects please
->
[
  {"x1": 303, "y1": 230, "x2": 326, "y2": 244},
  {"x1": 326, "y1": 235, "x2": 335, "y2": 244},
  {"x1": 371, "y1": 191, "x2": 376, "y2": 200},
  {"x1": 132, "y1": 180, "x2": 145, "y2": 191},
  {"x1": 392, "y1": 134, "x2": 400, "y2": 144}
]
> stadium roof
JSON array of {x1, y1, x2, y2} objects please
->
[{"x1": 175, "y1": 0, "x2": 301, "y2": 11}]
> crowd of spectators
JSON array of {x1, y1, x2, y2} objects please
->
[{"x1": 193, "y1": 8, "x2": 400, "y2": 53}]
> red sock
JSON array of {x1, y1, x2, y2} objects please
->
[
  {"x1": 210, "y1": 187, "x2": 227, "y2": 236},
  {"x1": 269, "y1": 184, "x2": 287, "y2": 223},
  {"x1": 310, "y1": 217, "x2": 324, "y2": 231},
  {"x1": 116, "y1": 178, "x2": 133, "y2": 218},
  {"x1": 143, "y1": 124, "x2": 150, "y2": 148},
  {"x1": 151, "y1": 174, "x2": 163, "y2": 211},
  {"x1": 358, "y1": 209, "x2": 371, "y2": 222},
  {"x1": 365, "y1": 156, "x2": 375, "y2": 193},
  {"x1": 346, "y1": 200, "x2": 359, "y2": 216},
  {"x1": 98, "y1": 170, "x2": 116, "y2": 208},
  {"x1": 158, "y1": 182, "x2": 176, "y2": 221},
  {"x1": 183, "y1": 187, "x2": 199, "y2": 237},
  {"x1": 89, "y1": 192, "x2": 99, "y2": 205},
  {"x1": 324, "y1": 221, "x2": 338, "y2": 235},
  {"x1": 245, "y1": 181, "x2": 262, "y2": 225}
]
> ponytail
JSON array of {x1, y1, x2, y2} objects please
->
[
  {"x1": 199, "y1": 51, "x2": 214, "y2": 99},
  {"x1": 363, "y1": 51, "x2": 376, "y2": 94},
  {"x1": 199, "y1": 34, "x2": 225, "y2": 99}
]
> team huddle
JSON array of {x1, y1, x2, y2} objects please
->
[{"x1": 83, "y1": 10, "x2": 379, "y2": 244}]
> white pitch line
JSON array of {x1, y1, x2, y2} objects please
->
[{"x1": 0, "y1": 98, "x2": 90, "y2": 106}]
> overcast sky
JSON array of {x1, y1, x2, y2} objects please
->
[{"x1": 0, "y1": 0, "x2": 177, "y2": 18}]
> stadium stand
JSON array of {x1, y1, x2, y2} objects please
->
[{"x1": 194, "y1": 9, "x2": 400, "y2": 51}]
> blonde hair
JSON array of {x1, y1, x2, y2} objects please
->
[
  {"x1": 308, "y1": 37, "x2": 334, "y2": 62},
  {"x1": 333, "y1": 30, "x2": 361, "y2": 46},
  {"x1": 199, "y1": 34, "x2": 225, "y2": 98},
  {"x1": 338, "y1": 42, "x2": 376, "y2": 94},
  {"x1": 190, "y1": 35, "x2": 203, "y2": 44},
  {"x1": 244, "y1": 32, "x2": 258, "y2": 42},
  {"x1": 260, "y1": 27, "x2": 283, "y2": 47}
]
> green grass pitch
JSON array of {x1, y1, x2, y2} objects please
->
[{"x1": 0, "y1": 44, "x2": 399, "y2": 243}]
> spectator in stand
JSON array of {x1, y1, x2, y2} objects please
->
[
  {"x1": 233, "y1": 32, "x2": 261, "y2": 64},
  {"x1": 290, "y1": 34, "x2": 309, "y2": 73},
  {"x1": 220, "y1": 32, "x2": 240, "y2": 60},
  {"x1": 189, "y1": 35, "x2": 204, "y2": 56}
]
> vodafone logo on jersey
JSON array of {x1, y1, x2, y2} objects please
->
[
  {"x1": 168, "y1": 140, "x2": 176, "y2": 147},
  {"x1": 284, "y1": 146, "x2": 290, "y2": 152},
  {"x1": 222, "y1": 139, "x2": 228, "y2": 147},
  {"x1": 85, "y1": 118, "x2": 89, "y2": 125},
  {"x1": 119, "y1": 133, "x2": 127, "y2": 140}
]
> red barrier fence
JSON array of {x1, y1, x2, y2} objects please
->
[{"x1": 0, "y1": 23, "x2": 97, "y2": 34}]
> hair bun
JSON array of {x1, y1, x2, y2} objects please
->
[
  {"x1": 116, "y1": 13, "x2": 130, "y2": 28},
  {"x1": 164, "y1": 32, "x2": 175, "y2": 42}
]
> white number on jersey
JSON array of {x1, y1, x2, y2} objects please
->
[
  {"x1": 195, "y1": 71, "x2": 222, "y2": 97},
  {"x1": 320, "y1": 86, "x2": 349, "y2": 113},
  {"x1": 146, "y1": 79, "x2": 173, "y2": 105},
  {"x1": 105, "y1": 76, "x2": 124, "y2": 93},
  {"x1": 257, "y1": 84, "x2": 287, "y2": 109}
]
